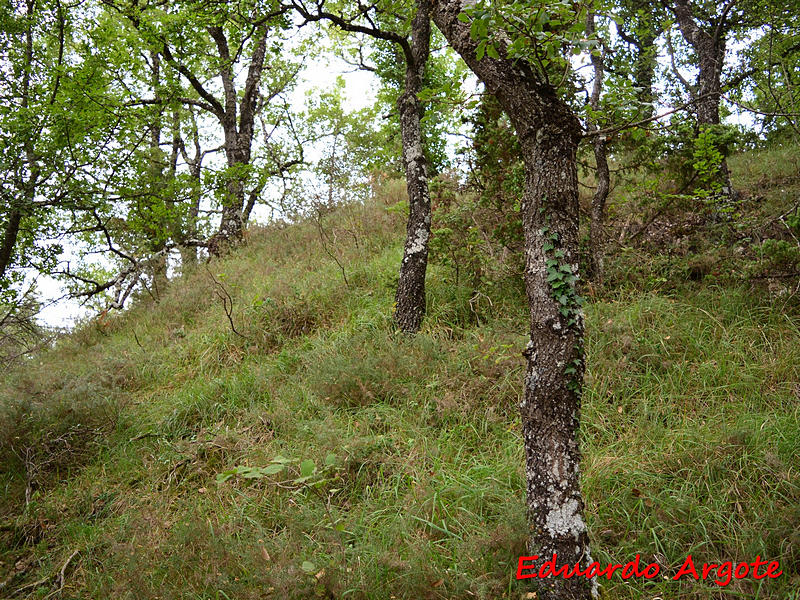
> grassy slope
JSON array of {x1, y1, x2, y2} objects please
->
[{"x1": 1, "y1": 150, "x2": 799, "y2": 600}]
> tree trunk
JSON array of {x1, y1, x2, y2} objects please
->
[
  {"x1": 394, "y1": 0, "x2": 433, "y2": 334},
  {"x1": 616, "y1": 6, "x2": 659, "y2": 120},
  {"x1": 672, "y1": 0, "x2": 734, "y2": 196},
  {"x1": 180, "y1": 157, "x2": 200, "y2": 270},
  {"x1": 589, "y1": 135, "x2": 609, "y2": 282},
  {"x1": 431, "y1": 3, "x2": 594, "y2": 598},
  {"x1": 218, "y1": 131, "x2": 248, "y2": 247},
  {"x1": 178, "y1": 110, "x2": 203, "y2": 270},
  {"x1": 0, "y1": 208, "x2": 23, "y2": 281},
  {"x1": 633, "y1": 30, "x2": 657, "y2": 120},
  {"x1": 587, "y1": 13, "x2": 610, "y2": 283},
  {"x1": 208, "y1": 26, "x2": 268, "y2": 254}
]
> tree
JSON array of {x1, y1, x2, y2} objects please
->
[
  {"x1": 734, "y1": 4, "x2": 800, "y2": 141},
  {"x1": 289, "y1": 0, "x2": 435, "y2": 333},
  {"x1": 614, "y1": 0, "x2": 664, "y2": 121},
  {"x1": 664, "y1": 0, "x2": 752, "y2": 196},
  {"x1": 586, "y1": 12, "x2": 611, "y2": 283},
  {"x1": 0, "y1": 0, "x2": 130, "y2": 309},
  {"x1": 105, "y1": 0, "x2": 296, "y2": 253},
  {"x1": 431, "y1": 2, "x2": 593, "y2": 598}
]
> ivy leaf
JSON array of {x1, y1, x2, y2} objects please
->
[{"x1": 476, "y1": 39, "x2": 486, "y2": 60}]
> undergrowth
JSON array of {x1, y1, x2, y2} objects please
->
[{"x1": 1, "y1": 152, "x2": 799, "y2": 599}]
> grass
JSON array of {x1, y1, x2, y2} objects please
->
[{"x1": 1, "y1": 151, "x2": 799, "y2": 599}]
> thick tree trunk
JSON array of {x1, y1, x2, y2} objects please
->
[
  {"x1": 218, "y1": 132, "x2": 249, "y2": 247},
  {"x1": 519, "y1": 125, "x2": 593, "y2": 600},
  {"x1": 394, "y1": 0, "x2": 432, "y2": 334},
  {"x1": 432, "y1": 2, "x2": 593, "y2": 598}
]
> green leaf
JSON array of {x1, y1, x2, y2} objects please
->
[
  {"x1": 476, "y1": 40, "x2": 486, "y2": 60},
  {"x1": 216, "y1": 471, "x2": 235, "y2": 484},
  {"x1": 240, "y1": 467, "x2": 263, "y2": 479},
  {"x1": 263, "y1": 463, "x2": 285, "y2": 475},
  {"x1": 301, "y1": 561, "x2": 316, "y2": 573},
  {"x1": 457, "y1": 12, "x2": 470, "y2": 23},
  {"x1": 300, "y1": 459, "x2": 316, "y2": 478}
]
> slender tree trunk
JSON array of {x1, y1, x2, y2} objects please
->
[
  {"x1": 181, "y1": 160, "x2": 202, "y2": 270},
  {"x1": 587, "y1": 13, "x2": 610, "y2": 283},
  {"x1": 589, "y1": 136, "x2": 610, "y2": 282},
  {"x1": 178, "y1": 110, "x2": 203, "y2": 269},
  {"x1": 616, "y1": 7, "x2": 659, "y2": 120},
  {"x1": 432, "y1": 3, "x2": 593, "y2": 598},
  {"x1": 394, "y1": 0, "x2": 433, "y2": 334}
]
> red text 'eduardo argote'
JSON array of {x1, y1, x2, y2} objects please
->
[{"x1": 517, "y1": 553, "x2": 783, "y2": 587}]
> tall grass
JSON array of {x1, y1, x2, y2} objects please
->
[{"x1": 1, "y1": 152, "x2": 799, "y2": 599}]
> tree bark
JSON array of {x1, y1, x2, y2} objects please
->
[
  {"x1": 615, "y1": 5, "x2": 659, "y2": 120},
  {"x1": 671, "y1": 0, "x2": 735, "y2": 195},
  {"x1": 178, "y1": 109, "x2": 204, "y2": 269},
  {"x1": 394, "y1": 0, "x2": 433, "y2": 334},
  {"x1": 431, "y1": 3, "x2": 594, "y2": 598},
  {"x1": 587, "y1": 14, "x2": 610, "y2": 283},
  {"x1": 0, "y1": 209, "x2": 23, "y2": 282},
  {"x1": 207, "y1": 26, "x2": 268, "y2": 251}
]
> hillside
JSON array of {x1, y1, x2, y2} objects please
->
[{"x1": 1, "y1": 147, "x2": 800, "y2": 599}]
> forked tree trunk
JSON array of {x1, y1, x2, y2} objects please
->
[
  {"x1": 432, "y1": 2, "x2": 594, "y2": 598},
  {"x1": 207, "y1": 25, "x2": 268, "y2": 253},
  {"x1": 394, "y1": 0, "x2": 433, "y2": 333},
  {"x1": 671, "y1": 0, "x2": 734, "y2": 196}
]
